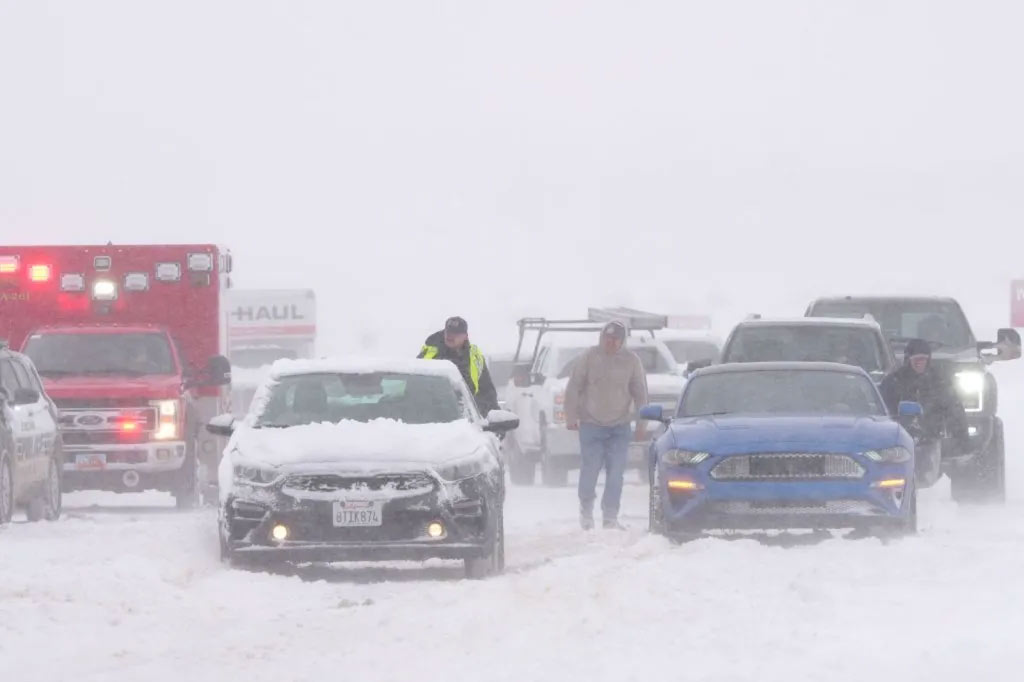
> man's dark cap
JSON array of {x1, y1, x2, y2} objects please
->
[
  {"x1": 445, "y1": 316, "x2": 468, "y2": 335},
  {"x1": 602, "y1": 321, "x2": 627, "y2": 340},
  {"x1": 905, "y1": 338, "x2": 932, "y2": 360}
]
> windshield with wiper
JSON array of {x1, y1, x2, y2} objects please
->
[
  {"x1": 811, "y1": 300, "x2": 973, "y2": 350},
  {"x1": 680, "y1": 369, "x2": 886, "y2": 417},
  {"x1": 254, "y1": 372, "x2": 467, "y2": 427},
  {"x1": 724, "y1": 325, "x2": 886, "y2": 373},
  {"x1": 24, "y1": 332, "x2": 176, "y2": 376}
]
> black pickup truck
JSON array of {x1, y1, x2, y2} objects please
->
[{"x1": 806, "y1": 296, "x2": 1021, "y2": 503}]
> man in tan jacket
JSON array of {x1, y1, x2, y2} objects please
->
[{"x1": 565, "y1": 321, "x2": 649, "y2": 530}]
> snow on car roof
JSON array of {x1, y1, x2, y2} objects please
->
[{"x1": 268, "y1": 357, "x2": 465, "y2": 383}]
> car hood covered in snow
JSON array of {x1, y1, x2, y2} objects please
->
[
  {"x1": 667, "y1": 414, "x2": 902, "y2": 455},
  {"x1": 226, "y1": 418, "x2": 491, "y2": 473}
]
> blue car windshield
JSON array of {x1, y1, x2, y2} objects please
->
[{"x1": 680, "y1": 369, "x2": 886, "y2": 417}]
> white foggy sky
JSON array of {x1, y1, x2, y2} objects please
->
[{"x1": 2, "y1": 1, "x2": 1023, "y2": 353}]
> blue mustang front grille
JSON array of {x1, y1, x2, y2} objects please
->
[{"x1": 709, "y1": 453, "x2": 865, "y2": 480}]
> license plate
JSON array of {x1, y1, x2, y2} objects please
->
[
  {"x1": 332, "y1": 500, "x2": 383, "y2": 527},
  {"x1": 75, "y1": 453, "x2": 107, "y2": 470}
]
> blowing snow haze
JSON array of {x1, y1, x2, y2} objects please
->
[{"x1": 2, "y1": 1, "x2": 1023, "y2": 348}]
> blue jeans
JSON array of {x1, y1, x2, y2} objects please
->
[{"x1": 578, "y1": 422, "x2": 632, "y2": 519}]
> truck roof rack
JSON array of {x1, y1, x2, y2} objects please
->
[{"x1": 513, "y1": 307, "x2": 668, "y2": 364}]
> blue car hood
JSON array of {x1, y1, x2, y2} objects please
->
[{"x1": 667, "y1": 414, "x2": 901, "y2": 455}]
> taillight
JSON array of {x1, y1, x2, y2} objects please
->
[
  {"x1": 0, "y1": 255, "x2": 19, "y2": 274},
  {"x1": 28, "y1": 264, "x2": 52, "y2": 282}
]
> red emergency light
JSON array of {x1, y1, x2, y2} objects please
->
[
  {"x1": 0, "y1": 256, "x2": 19, "y2": 274},
  {"x1": 28, "y1": 264, "x2": 52, "y2": 282}
]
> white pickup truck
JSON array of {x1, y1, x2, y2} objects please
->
[{"x1": 504, "y1": 333, "x2": 683, "y2": 486}]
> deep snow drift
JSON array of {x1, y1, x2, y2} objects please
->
[{"x1": 4, "y1": 376, "x2": 1024, "y2": 682}]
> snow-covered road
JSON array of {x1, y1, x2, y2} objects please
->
[{"x1": 4, "y1": 468, "x2": 1024, "y2": 682}]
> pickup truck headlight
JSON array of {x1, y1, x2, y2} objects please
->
[
  {"x1": 150, "y1": 399, "x2": 180, "y2": 440},
  {"x1": 663, "y1": 449, "x2": 710, "y2": 465},
  {"x1": 954, "y1": 371, "x2": 984, "y2": 412},
  {"x1": 233, "y1": 463, "x2": 283, "y2": 487},
  {"x1": 436, "y1": 456, "x2": 489, "y2": 481},
  {"x1": 863, "y1": 446, "x2": 911, "y2": 463}
]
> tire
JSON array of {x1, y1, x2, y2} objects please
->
[
  {"x1": 951, "y1": 421, "x2": 1005, "y2": 505},
  {"x1": 26, "y1": 457, "x2": 62, "y2": 522},
  {"x1": 174, "y1": 442, "x2": 200, "y2": 510},
  {"x1": 0, "y1": 453, "x2": 13, "y2": 525},
  {"x1": 537, "y1": 416, "x2": 569, "y2": 487},
  {"x1": 540, "y1": 459, "x2": 568, "y2": 487},
  {"x1": 897, "y1": 489, "x2": 918, "y2": 537},
  {"x1": 506, "y1": 435, "x2": 536, "y2": 486},
  {"x1": 648, "y1": 466, "x2": 666, "y2": 535},
  {"x1": 465, "y1": 504, "x2": 504, "y2": 579}
]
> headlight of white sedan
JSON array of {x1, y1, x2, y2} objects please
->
[
  {"x1": 954, "y1": 371, "x2": 984, "y2": 412},
  {"x1": 435, "y1": 455, "x2": 490, "y2": 481},
  {"x1": 233, "y1": 462, "x2": 283, "y2": 487}
]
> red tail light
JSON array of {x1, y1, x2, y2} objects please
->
[{"x1": 28, "y1": 264, "x2": 52, "y2": 282}]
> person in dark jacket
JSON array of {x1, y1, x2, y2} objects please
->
[
  {"x1": 418, "y1": 316, "x2": 499, "y2": 417},
  {"x1": 880, "y1": 338, "x2": 970, "y2": 484}
]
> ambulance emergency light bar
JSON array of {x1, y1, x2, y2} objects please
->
[{"x1": 1, "y1": 252, "x2": 213, "y2": 291}]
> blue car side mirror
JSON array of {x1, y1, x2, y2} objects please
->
[
  {"x1": 639, "y1": 404, "x2": 665, "y2": 422},
  {"x1": 898, "y1": 401, "x2": 923, "y2": 417}
]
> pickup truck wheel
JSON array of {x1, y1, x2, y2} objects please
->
[
  {"x1": 506, "y1": 435, "x2": 535, "y2": 486},
  {"x1": 465, "y1": 504, "x2": 504, "y2": 579},
  {"x1": 538, "y1": 416, "x2": 569, "y2": 487},
  {"x1": 0, "y1": 453, "x2": 14, "y2": 524},
  {"x1": 951, "y1": 421, "x2": 1005, "y2": 505}
]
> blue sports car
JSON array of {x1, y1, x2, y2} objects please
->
[{"x1": 640, "y1": 362, "x2": 920, "y2": 537}]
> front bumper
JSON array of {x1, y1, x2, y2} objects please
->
[
  {"x1": 659, "y1": 462, "x2": 914, "y2": 531},
  {"x1": 223, "y1": 471, "x2": 499, "y2": 562},
  {"x1": 62, "y1": 441, "x2": 187, "y2": 474}
]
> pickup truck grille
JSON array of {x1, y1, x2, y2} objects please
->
[
  {"x1": 710, "y1": 454, "x2": 865, "y2": 480},
  {"x1": 56, "y1": 406, "x2": 158, "y2": 444}
]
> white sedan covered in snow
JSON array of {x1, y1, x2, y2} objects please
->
[{"x1": 206, "y1": 358, "x2": 519, "y2": 578}]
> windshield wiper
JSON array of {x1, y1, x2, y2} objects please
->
[
  {"x1": 684, "y1": 411, "x2": 732, "y2": 418},
  {"x1": 254, "y1": 422, "x2": 292, "y2": 429},
  {"x1": 78, "y1": 369, "x2": 151, "y2": 377},
  {"x1": 37, "y1": 369, "x2": 77, "y2": 377}
]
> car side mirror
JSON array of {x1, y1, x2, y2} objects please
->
[
  {"x1": 898, "y1": 401, "x2": 923, "y2": 417},
  {"x1": 638, "y1": 404, "x2": 666, "y2": 423},
  {"x1": 205, "y1": 355, "x2": 232, "y2": 386},
  {"x1": 12, "y1": 388, "x2": 40, "y2": 406},
  {"x1": 531, "y1": 372, "x2": 546, "y2": 386},
  {"x1": 484, "y1": 409, "x2": 520, "y2": 433},
  {"x1": 995, "y1": 328, "x2": 1022, "y2": 361},
  {"x1": 0, "y1": 386, "x2": 9, "y2": 406},
  {"x1": 511, "y1": 363, "x2": 532, "y2": 388},
  {"x1": 206, "y1": 413, "x2": 236, "y2": 437}
]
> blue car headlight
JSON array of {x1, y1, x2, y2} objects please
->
[
  {"x1": 233, "y1": 463, "x2": 283, "y2": 487},
  {"x1": 863, "y1": 446, "x2": 911, "y2": 463},
  {"x1": 663, "y1": 449, "x2": 710, "y2": 465}
]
